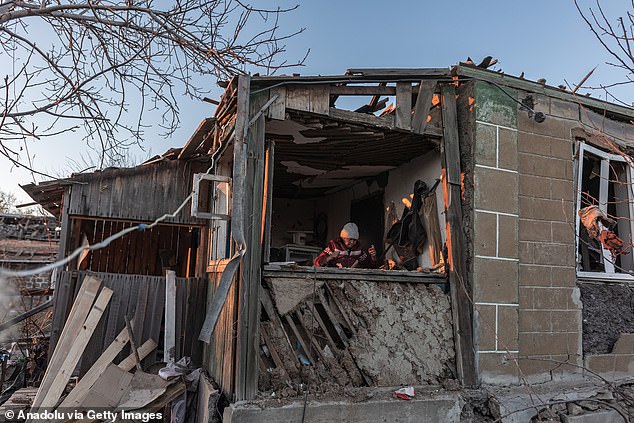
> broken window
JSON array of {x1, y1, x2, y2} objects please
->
[{"x1": 576, "y1": 142, "x2": 634, "y2": 277}]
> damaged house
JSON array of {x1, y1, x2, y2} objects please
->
[{"x1": 17, "y1": 63, "x2": 634, "y2": 422}]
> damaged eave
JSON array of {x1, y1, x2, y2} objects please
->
[{"x1": 455, "y1": 63, "x2": 634, "y2": 121}]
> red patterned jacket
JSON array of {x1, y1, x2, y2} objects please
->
[{"x1": 313, "y1": 238, "x2": 377, "y2": 268}]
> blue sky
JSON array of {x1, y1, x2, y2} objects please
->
[{"x1": 2, "y1": 0, "x2": 634, "y2": 204}]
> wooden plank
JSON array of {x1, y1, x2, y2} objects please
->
[
  {"x1": 178, "y1": 118, "x2": 216, "y2": 160},
  {"x1": 346, "y1": 68, "x2": 449, "y2": 77},
  {"x1": 328, "y1": 107, "x2": 395, "y2": 130},
  {"x1": 330, "y1": 85, "x2": 397, "y2": 96},
  {"x1": 262, "y1": 266, "x2": 446, "y2": 283},
  {"x1": 285, "y1": 86, "x2": 312, "y2": 112},
  {"x1": 310, "y1": 85, "x2": 330, "y2": 115},
  {"x1": 164, "y1": 270, "x2": 177, "y2": 363},
  {"x1": 32, "y1": 275, "x2": 101, "y2": 411},
  {"x1": 316, "y1": 290, "x2": 349, "y2": 347},
  {"x1": 267, "y1": 87, "x2": 286, "y2": 120},
  {"x1": 262, "y1": 141, "x2": 275, "y2": 263},
  {"x1": 57, "y1": 324, "x2": 130, "y2": 410},
  {"x1": 37, "y1": 287, "x2": 113, "y2": 410},
  {"x1": 440, "y1": 83, "x2": 476, "y2": 387},
  {"x1": 284, "y1": 315, "x2": 314, "y2": 364},
  {"x1": 118, "y1": 338, "x2": 158, "y2": 372},
  {"x1": 236, "y1": 91, "x2": 267, "y2": 400},
  {"x1": 395, "y1": 82, "x2": 412, "y2": 130},
  {"x1": 411, "y1": 80, "x2": 437, "y2": 134}
]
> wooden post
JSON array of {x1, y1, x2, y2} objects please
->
[
  {"x1": 164, "y1": 270, "x2": 176, "y2": 363},
  {"x1": 262, "y1": 140, "x2": 275, "y2": 263},
  {"x1": 440, "y1": 83, "x2": 477, "y2": 386},
  {"x1": 236, "y1": 88, "x2": 267, "y2": 401}
]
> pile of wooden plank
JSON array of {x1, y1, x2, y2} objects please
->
[{"x1": 27, "y1": 275, "x2": 184, "y2": 419}]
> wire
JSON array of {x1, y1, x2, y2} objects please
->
[{"x1": 0, "y1": 127, "x2": 231, "y2": 279}]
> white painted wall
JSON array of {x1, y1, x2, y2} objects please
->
[{"x1": 269, "y1": 149, "x2": 446, "y2": 267}]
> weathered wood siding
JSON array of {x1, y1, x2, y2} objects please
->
[
  {"x1": 204, "y1": 264, "x2": 239, "y2": 397},
  {"x1": 67, "y1": 159, "x2": 210, "y2": 225},
  {"x1": 51, "y1": 270, "x2": 207, "y2": 373}
]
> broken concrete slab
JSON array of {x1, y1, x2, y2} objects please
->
[
  {"x1": 611, "y1": 333, "x2": 634, "y2": 354},
  {"x1": 561, "y1": 409, "x2": 625, "y2": 423},
  {"x1": 223, "y1": 392, "x2": 461, "y2": 423}
]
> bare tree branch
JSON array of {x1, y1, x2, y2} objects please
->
[{"x1": 0, "y1": 0, "x2": 306, "y2": 170}]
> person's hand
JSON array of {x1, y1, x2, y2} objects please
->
[
  {"x1": 327, "y1": 250, "x2": 341, "y2": 262},
  {"x1": 368, "y1": 244, "x2": 377, "y2": 259}
]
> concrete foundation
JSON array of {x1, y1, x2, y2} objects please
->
[{"x1": 223, "y1": 390, "x2": 461, "y2": 423}]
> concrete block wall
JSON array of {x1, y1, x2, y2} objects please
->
[
  {"x1": 472, "y1": 82, "x2": 521, "y2": 384},
  {"x1": 472, "y1": 83, "x2": 583, "y2": 384}
]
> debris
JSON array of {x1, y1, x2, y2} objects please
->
[
  {"x1": 392, "y1": 386, "x2": 415, "y2": 400},
  {"x1": 578, "y1": 205, "x2": 615, "y2": 239}
]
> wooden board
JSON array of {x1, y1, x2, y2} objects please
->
[
  {"x1": 58, "y1": 324, "x2": 130, "y2": 410},
  {"x1": 440, "y1": 83, "x2": 476, "y2": 386},
  {"x1": 395, "y1": 82, "x2": 412, "y2": 130},
  {"x1": 118, "y1": 338, "x2": 158, "y2": 372},
  {"x1": 32, "y1": 275, "x2": 102, "y2": 411},
  {"x1": 37, "y1": 287, "x2": 113, "y2": 410},
  {"x1": 412, "y1": 80, "x2": 437, "y2": 134}
]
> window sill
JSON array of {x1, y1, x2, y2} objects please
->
[
  {"x1": 262, "y1": 264, "x2": 446, "y2": 284},
  {"x1": 577, "y1": 271, "x2": 634, "y2": 283}
]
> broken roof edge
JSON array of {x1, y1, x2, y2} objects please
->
[
  {"x1": 454, "y1": 63, "x2": 634, "y2": 120},
  {"x1": 249, "y1": 67, "x2": 453, "y2": 85}
]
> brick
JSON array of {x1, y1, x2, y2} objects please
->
[
  {"x1": 549, "y1": 354, "x2": 582, "y2": 377},
  {"x1": 550, "y1": 98, "x2": 579, "y2": 120},
  {"x1": 519, "y1": 264, "x2": 551, "y2": 287},
  {"x1": 519, "y1": 309, "x2": 551, "y2": 332},
  {"x1": 474, "y1": 211, "x2": 497, "y2": 256},
  {"x1": 532, "y1": 243, "x2": 575, "y2": 266},
  {"x1": 474, "y1": 257, "x2": 518, "y2": 303},
  {"x1": 520, "y1": 332, "x2": 578, "y2": 355},
  {"x1": 585, "y1": 354, "x2": 615, "y2": 374},
  {"x1": 498, "y1": 128, "x2": 518, "y2": 170},
  {"x1": 475, "y1": 123, "x2": 497, "y2": 167},
  {"x1": 475, "y1": 304, "x2": 496, "y2": 351},
  {"x1": 519, "y1": 241, "x2": 534, "y2": 263},
  {"x1": 612, "y1": 333, "x2": 634, "y2": 354},
  {"x1": 551, "y1": 267, "x2": 576, "y2": 287},
  {"x1": 550, "y1": 138, "x2": 573, "y2": 160},
  {"x1": 498, "y1": 306, "x2": 519, "y2": 351},
  {"x1": 518, "y1": 111, "x2": 568, "y2": 139},
  {"x1": 518, "y1": 131, "x2": 551, "y2": 156},
  {"x1": 519, "y1": 287, "x2": 534, "y2": 309},
  {"x1": 581, "y1": 109, "x2": 625, "y2": 140},
  {"x1": 498, "y1": 215, "x2": 518, "y2": 259},
  {"x1": 519, "y1": 174, "x2": 550, "y2": 199},
  {"x1": 550, "y1": 179, "x2": 574, "y2": 202},
  {"x1": 550, "y1": 310, "x2": 581, "y2": 332},
  {"x1": 522, "y1": 198, "x2": 573, "y2": 222},
  {"x1": 519, "y1": 153, "x2": 570, "y2": 180},
  {"x1": 551, "y1": 221, "x2": 575, "y2": 245},
  {"x1": 519, "y1": 218, "x2": 551, "y2": 242},
  {"x1": 475, "y1": 82, "x2": 518, "y2": 128},
  {"x1": 614, "y1": 355, "x2": 634, "y2": 373},
  {"x1": 532, "y1": 287, "x2": 577, "y2": 310},
  {"x1": 518, "y1": 355, "x2": 555, "y2": 378},
  {"x1": 479, "y1": 352, "x2": 519, "y2": 383},
  {"x1": 474, "y1": 167, "x2": 518, "y2": 214}
]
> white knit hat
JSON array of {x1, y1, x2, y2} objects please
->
[{"x1": 340, "y1": 222, "x2": 359, "y2": 240}]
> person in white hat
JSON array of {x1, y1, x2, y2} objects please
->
[{"x1": 314, "y1": 222, "x2": 377, "y2": 268}]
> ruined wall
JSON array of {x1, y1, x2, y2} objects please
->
[
  {"x1": 260, "y1": 275, "x2": 455, "y2": 394},
  {"x1": 471, "y1": 81, "x2": 584, "y2": 384},
  {"x1": 514, "y1": 88, "x2": 583, "y2": 384}
]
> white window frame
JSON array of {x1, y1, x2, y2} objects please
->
[{"x1": 576, "y1": 142, "x2": 634, "y2": 281}]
